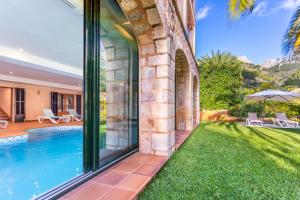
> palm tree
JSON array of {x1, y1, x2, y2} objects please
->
[{"x1": 227, "y1": 0, "x2": 300, "y2": 56}]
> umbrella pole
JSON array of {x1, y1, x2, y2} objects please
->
[{"x1": 263, "y1": 99, "x2": 267, "y2": 122}]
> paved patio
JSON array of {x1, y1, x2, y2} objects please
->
[
  {"x1": 0, "y1": 121, "x2": 83, "y2": 138},
  {"x1": 59, "y1": 130, "x2": 192, "y2": 200},
  {"x1": 240, "y1": 122, "x2": 300, "y2": 129}
]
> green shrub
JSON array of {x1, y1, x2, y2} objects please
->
[
  {"x1": 230, "y1": 103, "x2": 264, "y2": 118},
  {"x1": 199, "y1": 51, "x2": 243, "y2": 110}
]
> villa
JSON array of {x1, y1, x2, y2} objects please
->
[
  {"x1": 0, "y1": 64, "x2": 83, "y2": 123},
  {"x1": 0, "y1": 0, "x2": 199, "y2": 199}
]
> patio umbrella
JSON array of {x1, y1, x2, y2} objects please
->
[
  {"x1": 245, "y1": 89, "x2": 300, "y2": 118},
  {"x1": 245, "y1": 90, "x2": 300, "y2": 103}
]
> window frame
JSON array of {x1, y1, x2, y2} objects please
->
[{"x1": 35, "y1": 0, "x2": 139, "y2": 199}]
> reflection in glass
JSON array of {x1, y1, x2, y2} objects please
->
[
  {"x1": 0, "y1": 0, "x2": 83, "y2": 199},
  {"x1": 100, "y1": 0, "x2": 139, "y2": 167}
]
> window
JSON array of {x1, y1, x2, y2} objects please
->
[
  {"x1": 0, "y1": 0, "x2": 138, "y2": 199},
  {"x1": 99, "y1": 0, "x2": 139, "y2": 167},
  {"x1": 0, "y1": 0, "x2": 83, "y2": 199}
]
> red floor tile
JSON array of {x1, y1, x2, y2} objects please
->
[
  {"x1": 99, "y1": 188, "x2": 136, "y2": 200},
  {"x1": 146, "y1": 156, "x2": 167, "y2": 166},
  {"x1": 133, "y1": 164, "x2": 159, "y2": 177},
  {"x1": 93, "y1": 170, "x2": 128, "y2": 186},
  {"x1": 62, "y1": 133, "x2": 193, "y2": 200},
  {"x1": 66, "y1": 182, "x2": 112, "y2": 200},
  {"x1": 116, "y1": 174, "x2": 150, "y2": 192},
  {"x1": 112, "y1": 161, "x2": 143, "y2": 173},
  {"x1": 125, "y1": 153, "x2": 157, "y2": 164}
]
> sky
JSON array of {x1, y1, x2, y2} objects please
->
[{"x1": 195, "y1": 0, "x2": 298, "y2": 64}]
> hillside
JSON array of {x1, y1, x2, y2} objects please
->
[{"x1": 243, "y1": 57, "x2": 300, "y2": 88}]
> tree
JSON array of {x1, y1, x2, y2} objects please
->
[
  {"x1": 284, "y1": 70, "x2": 300, "y2": 87},
  {"x1": 227, "y1": 0, "x2": 300, "y2": 55},
  {"x1": 199, "y1": 51, "x2": 243, "y2": 110}
]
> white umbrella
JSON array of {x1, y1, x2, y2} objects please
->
[
  {"x1": 245, "y1": 90, "x2": 300, "y2": 118},
  {"x1": 245, "y1": 90, "x2": 300, "y2": 103}
]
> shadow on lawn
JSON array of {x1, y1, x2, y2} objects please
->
[
  {"x1": 264, "y1": 127, "x2": 300, "y2": 144},
  {"x1": 203, "y1": 122, "x2": 300, "y2": 173}
]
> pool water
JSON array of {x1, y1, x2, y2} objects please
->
[{"x1": 0, "y1": 127, "x2": 83, "y2": 200}]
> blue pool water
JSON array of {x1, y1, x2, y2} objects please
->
[{"x1": 0, "y1": 126, "x2": 83, "y2": 200}]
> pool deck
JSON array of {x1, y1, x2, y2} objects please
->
[
  {"x1": 60, "y1": 130, "x2": 192, "y2": 200},
  {"x1": 0, "y1": 121, "x2": 83, "y2": 138}
]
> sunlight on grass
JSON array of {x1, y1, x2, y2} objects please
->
[
  {"x1": 140, "y1": 122, "x2": 300, "y2": 200},
  {"x1": 213, "y1": 123, "x2": 300, "y2": 173}
]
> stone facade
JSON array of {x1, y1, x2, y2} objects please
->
[{"x1": 114, "y1": 0, "x2": 200, "y2": 156}]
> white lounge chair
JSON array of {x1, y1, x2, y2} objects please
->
[
  {"x1": 0, "y1": 120, "x2": 8, "y2": 128},
  {"x1": 273, "y1": 113, "x2": 298, "y2": 127},
  {"x1": 38, "y1": 109, "x2": 70, "y2": 124},
  {"x1": 246, "y1": 113, "x2": 264, "y2": 126},
  {"x1": 67, "y1": 109, "x2": 83, "y2": 121}
]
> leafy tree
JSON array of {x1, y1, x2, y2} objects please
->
[
  {"x1": 284, "y1": 70, "x2": 300, "y2": 87},
  {"x1": 199, "y1": 51, "x2": 243, "y2": 110},
  {"x1": 227, "y1": 0, "x2": 300, "y2": 55}
]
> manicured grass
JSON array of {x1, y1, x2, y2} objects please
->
[{"x1": 140, "y1": 122, "x2": 300, "y2": 199}]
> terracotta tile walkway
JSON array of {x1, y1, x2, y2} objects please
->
[
  {"x1": 0, "y1": 121, "x2": 83, "y2": 138},
  {"x1": 59, "y1": 153, "x2": 168, "y2": 200},
  {"x1": 175, "y1": 130, "x2": 192, "y2": 149},
  {"x1": 60, "y1": 130, "x2": 192, "y2": 200}
]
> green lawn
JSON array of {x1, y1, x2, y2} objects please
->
[{"x1": 140, "y1": 122, "x2": 300, "y2": 200}]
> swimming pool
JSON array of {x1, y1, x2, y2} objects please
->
[{"x1": 0, "y1": 126, "x2": 83, "y2": 200}]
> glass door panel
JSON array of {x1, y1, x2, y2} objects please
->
[
  {"x1": 99, "y1": 0, "x2": 139, "y2": 167},
  {"x1": 0, "y1": 0, "x2": 84, "y2": 199}
]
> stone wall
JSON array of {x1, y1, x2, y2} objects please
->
[{"x1": 116, "y1": 0, "x2": 200, "y2": 156}]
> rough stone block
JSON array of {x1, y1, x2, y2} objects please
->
[
  {"x1": 156, "y1": 65, "x2": 169, "y2": 78},
  {"x1": 119, "y1": 0, "x2": 138, "y2": 12},
  {"x1": 115, "y1": 47, "x2": 128, "y2": 59},
  {"x1": 105, "y1": 48, "x2": 115, "y2": 60},
  {"x1": 141, "y1": 44, "x2": 156, "y2": 55},
  {"x1": 155, "y1": 38, "x2": 170, "y2": 53},
  {"x1": 152, "y1": 133, "x2": 170, "y2": 151},
  {"x1": 141, "y1": 0, "x2": 155, "y2": 8},
  {"x1": 107, "y1": 60, "x2": 129, "y2": 70},
  {"x1": 152, "y1": 25, "x2": 167, "y2": 39},
  {"x1": 146, "y1": 8, "x2": 161, "y2": 25},
  {"x1": 147, "y1": 54, "x2": 170, "y2": 66},
  {"x1": 141, "y1": 67, "x2": 155, "y2": 79},
  {"x1": 116, "y1": 69, "x2": 128, "y2": 80}
]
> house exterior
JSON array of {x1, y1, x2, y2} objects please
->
[
  {"x1": 103, "y1": 0, "x2": 200, "y2": 157},
  {"x1": 0, "y1": 0, "x2": 199, "y2": 199}
]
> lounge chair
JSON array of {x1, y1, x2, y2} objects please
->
[
  {"x1": 0, "y1": 120, "x2": 8, "y2": 128},
  {"x1": 67, "y1": 109, "x2": 83, "y2": 121},
  {"x1": 273, "y1": 113, "x2": 298, "y2": 127},
  {"x1": 246, "y1": 113, "x2": 264, "y2": 126},
  {"x1": 38, "y1": 109, "x2": 70, "y2": 124}
]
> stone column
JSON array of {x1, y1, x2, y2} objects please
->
[{"x1": 139, "y1": 33, "x2": 176, "y2": 156}]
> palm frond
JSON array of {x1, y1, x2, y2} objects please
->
[
  {"x1": 282, "y1": 6, "x2": 300, "y2": 56},
  {"x1": 228, "y1": 0, "x2": 256, "y2": 19}
]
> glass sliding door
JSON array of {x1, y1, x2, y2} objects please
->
[
  {"x1": 99, "y1": 0, "x2": 139, "y2": 167},
  {"x1": 0, "y1": 0, "x2": 138, "y2": 199},
  {"x1": 0, "y1": 0, "x2": 84, "y2": 199}
]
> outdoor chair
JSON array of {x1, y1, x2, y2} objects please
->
[
  {"x1": 246, "y1": 113, "x2": 264, "y2": 126},
  {"x1": 38, "y1": 109, "x2": 71, "y2": 124},
  {"x1": 273, "y1": 113, "x2": 298, "y2": 127},
  {"x1": 0, "y1": 120, "x2": 8, "y2": 128},
  {"x1": 67, "y1": 109, "x2": 83, "y2": 121}
]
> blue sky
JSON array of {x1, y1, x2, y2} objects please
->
[{"x1": 195, "y1": 0, "x2": 298, "y2": 64}]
